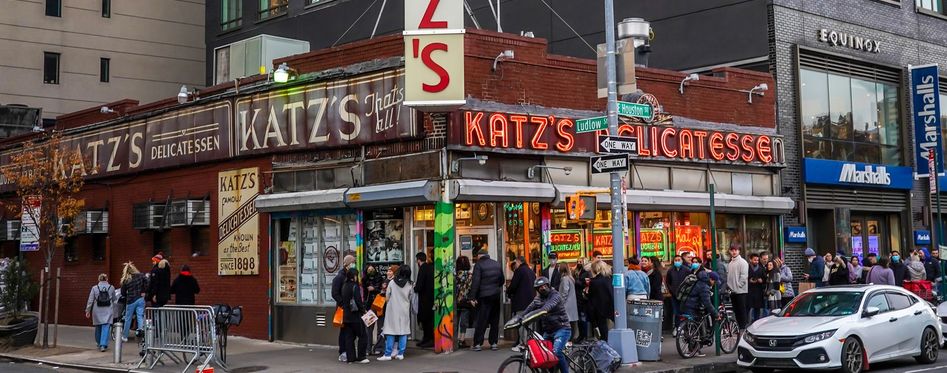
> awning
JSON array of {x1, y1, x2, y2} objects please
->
[
  {"x1": 254, "y1": 188, "x2": 347, "y2": 212},
  {"x1": 344, "y1": 180, "x2": 440, "y2": 208},
  {"x1": 557, "y1": 185, "x2": 795, "y2": 214},
  {"x1": 450, "y1": 180, "x2": 557, "y2": 202}
]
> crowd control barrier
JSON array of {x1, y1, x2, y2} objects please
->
[{"x1": 135, "y1": 305, "x2": 224, "y2": 373}]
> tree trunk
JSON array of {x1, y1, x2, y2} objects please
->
[{"x1": 42, "y1": 266, "x2": 50, "y2": 349}]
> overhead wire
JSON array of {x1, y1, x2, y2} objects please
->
[
  {"x1": 537, "y1": 0, "x2": 596, "y2": 53},
  {"x1": 333, "y1": 0, "x2": 380, "y2": 47}
]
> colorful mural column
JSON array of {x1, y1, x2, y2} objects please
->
[
  {"x1": 356, "y1": 210, "x2": 365, "y2": 272},
  {"x1": 541, "y1": 205, "x2": 552, "y2": 269},
  {"x1": 433, "y1": 202, "x2": 456, "y2": 353}
]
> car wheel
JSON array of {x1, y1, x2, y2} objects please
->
[
  {"x1": 915, "y1": 327, "x2": 939, "y2": 364},
  {"x1": 840, "y1": 337, "x2": 864, "y2": 373}
]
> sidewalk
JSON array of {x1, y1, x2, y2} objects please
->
[{"x1": 0, "y1": 325, "x2": 743, "y2": 373}]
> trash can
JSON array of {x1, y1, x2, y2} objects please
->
[{"x1": 627, "y1": 299, "x2": 663, "y2": 361}]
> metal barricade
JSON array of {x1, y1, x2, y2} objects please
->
[{"x1": 136, "y1": 305, "x2": 225, "y2": 373}]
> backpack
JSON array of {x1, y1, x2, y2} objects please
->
[
  {"x1": 674, "y1": 274, "x2": 698, "y2": 303},
  {"x1": 96, "y1": 286, "x2": 112, "y2": 307}
]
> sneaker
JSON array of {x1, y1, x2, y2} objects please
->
[
  {"x1": 490, "y1": 344, "x2": 498, "y2": 351},
  {"x1": 99, "y1": 347, "x2": 106, "y2": 352},
  {"x1": 357, "y1": 359, "x2": 370, "y2": 364},
  {"x1": 121, "y1": 337, "x2": 128, "y2": 343},
  {"x1": 338, "y1": 353, "x2": 347, "y2": 362},
  {"x1": 695, "y1": 352, "x2": 706, "y2": 357},
  {"x1": 511, "y1": 345, "x2": 523, "y2": 352},
  {"x1": 395, "y1": 355, "x2": 404, "y2": 360},
  {"x1": 471, "y1": 345, "x2": 482, "y2": 351},
  {"x1": 377, "y1": 356, "x2": 392, "y2": 361},
  {"x1": 672, "y1": 329, "x2": 678, "y2": 337}
]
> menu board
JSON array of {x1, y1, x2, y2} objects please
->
[
  {"x1": 639, "y1": 228, "x2": 668, "y2": 259},
  {"x1": 674, "y1": 225, "x2": 703, "y2": 258},
  {"x1": 549, "y1": 230, "x2": 583, "y2": 261}
]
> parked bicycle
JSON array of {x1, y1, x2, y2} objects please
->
[
  {"x1": 211, "y1": 304, "x2": 243, "y2": 363},
  {"x1": 497, "y1": 311, "x2": 597, "y2": 373},
  {"x1": 674, "y1": 300, "x2": 739, "y2": 358}
]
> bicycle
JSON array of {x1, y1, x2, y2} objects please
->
[
  {"x1": 674, "y1": 301, "x2": 739, "y2": 358},
  {"x1": 497, "y1": 311, "x2": 597, "y2": 373},
  {"x1": 211, "y1": 304, "x2": 243, "y2": 364}
]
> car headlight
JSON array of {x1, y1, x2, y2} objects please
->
[
  {"x1": 803, "y1": 330, "x2": 836, "y2": 344},
  {"x1": 743, "y1": 332, "x2": 755, "y2": 344}
]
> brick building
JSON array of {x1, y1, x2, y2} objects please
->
[{"x1": 0, "y1": 29, "x2": 786, "y2": 345}]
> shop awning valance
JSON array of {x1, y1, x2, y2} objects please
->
[
  {"x1": 255, "y1": 188, "x2": 347, "y2": 212},
  {"x1": 344, "y1": 180, "x2": 440, "y2": 208},
  {"x1": 556, "y1": 185, "x2": 795, "y2": 214},
  {"x1": 450, "y1": 180, "x2": 558, "y2": 203}
]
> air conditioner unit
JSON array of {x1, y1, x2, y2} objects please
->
[
  {"x1": 6, "y1": 220, "x2": 21, "y2": 241},
  {"x1": 88, "y1": 210, "x2": 108, "y2": 234},
  {"x1": 148, "y1": 205, "x2": 168, "y2": 229},
  {"x1": 168, "y1": 200, "x2": 189, "y2": 227},
  {"x1": 188, "y1": 200, "x2": 210, "y2": 226}
]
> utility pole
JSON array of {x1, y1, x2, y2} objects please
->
[{"x1": 604, "y1": 0, "x2": 636, "y2": 364}]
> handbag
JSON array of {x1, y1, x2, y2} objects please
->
[
  {"x1": 332, "y1": 306, "x2": 344, "y2": 328},
  {"x1": 526, "y1": 338, "x2": 559, "y2": 369},
  {"x1": 361, "y1": 310, "x2": 378, "y2": 327},
  {"x1": 371, "y1": 294, "x2": 386, "y2": 316}
]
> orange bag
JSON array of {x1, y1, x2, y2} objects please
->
[
  {"x1": 333, "y1": 306, "x2": 344, "y2": 328},
  {"x1": 371, "y1": 294, "x2": 386, "y2": 316}
]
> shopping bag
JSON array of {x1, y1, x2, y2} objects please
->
[
  {"x1": 797, "y1": 281, "x2": 816, "y2": 294},
  {"x1": 371, "y1": 294, "x2": 386, "y2": 316},
  {"x1": 361, "y1": 310, "x2": 378, "y2": 328},
  {"x1": 526, "y1": 339, "x2": 558, "y2": 369},
  {"x1": 332, "y1": 306, "x2": 344, "y2": 328}
]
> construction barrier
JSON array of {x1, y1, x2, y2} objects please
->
[{"x1": 135, "y1": 305, "x2": 224, "y2": 373}]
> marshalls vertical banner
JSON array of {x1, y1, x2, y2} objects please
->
[{"x1": 218, "y1": 167, "x2": 260, "y2": 275}]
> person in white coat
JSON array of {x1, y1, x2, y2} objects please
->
[
  {"x1": 379, "y1": 266, "x2": 414, "y2": 361},
  {"x1": 85, "y1": 273, "x2": 117, "y2": 352},
  {"x1": 726, "y1": 246, "x2": 749, "y2": 330}
]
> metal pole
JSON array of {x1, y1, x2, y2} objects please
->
[
  {"x1": 710, "y1": 184, "x2": 720, "y2": 356},
  {"x1": 604, "y1": 0, "x2": 636, "y2": 364},
  {"x1": 936, "y1": 149, "x2": 946, "y2": 293}
]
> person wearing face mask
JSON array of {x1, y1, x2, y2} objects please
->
[
  {"x1": 666, "y1": 254, "x2": 691, "y2": 333},
  {"x1": 510, "y1": 277, "x2": 572, "y2": 373},
  {"x1": 544, "y1": 252, "x2": 562, "y2": 290},
  {"x1": 624, "y1": 257, "x2": 650, "y2": 301},
  {"x1": 890, "y1": 251, "x2": 907, "y2": 286},
  {"x1": 333, "y1": 255, "x2": 357, "y2": 362}
]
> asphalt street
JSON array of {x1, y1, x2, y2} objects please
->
[
  {"x1": 766, "y1": 357, "x2": 947, "y2": 373},
  {"x1": 0, "y1": 357, "x2": 86, "y2": 372}
]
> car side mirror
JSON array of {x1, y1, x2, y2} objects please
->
[
  {"x1": 863, "y1": 306, "x2": 880, "y2": 318},
  {"x1": 770, "y1": 308, "x2": 781, "y2": 316}
]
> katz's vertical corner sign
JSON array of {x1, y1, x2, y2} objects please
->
[
  {"x1": 218, "y1": 167, "x2": 260, "y2": 276},
  {"x1": 403, "y1": 0, "x2": 465, "y2": 109},
  {"x1": 910, "y1": 64, "x2": 943, "y2": 178}
]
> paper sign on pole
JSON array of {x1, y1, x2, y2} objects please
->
[{"x1": 19, "y1": 196, "x2": 40, "y2": 252}]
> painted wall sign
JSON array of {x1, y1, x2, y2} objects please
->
[
  {"x1": 817, "y1": 29, "x2": 880, "y2": 54},
  {"x1": 403, "y1": 0, "x2": 465, "y2": 108},
  {"x1": 910, "y1": 64, "x2": 943, "y2": 177},
  {"x1": 674, "y1": 225, "x2": 703, "y2": 258},
  {"x1": 234, "y1": 70, "x2": 419, "y2": 156},
  {"x1": 549, "y1": 229, "x2": 583, "y2": 261},
  {"x1": 453, "y1": 110, "x2": 784, "y2": 166},
  {"x1": 784, "y1": 226, "x2": 808, "y2": 244},
  {"x1": 218, "y1": 167, "x2": 260, "y2": 275},
  {"x1": 915, "y1": 230, "x2": 932, "y2": 245},
  {"x1": 803, "y1": 158, "x2": 913, "y2": 190},
  {"x1": 639, "y1": 228, "x2": 667, "y2": 259}
]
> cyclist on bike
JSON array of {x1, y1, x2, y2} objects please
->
[
  {"x1": 682, "y1": 262, "x2": 719, "y2": 356},
  {"x1": 510, "y1": 276, "x2": 571, "y2": 373}
]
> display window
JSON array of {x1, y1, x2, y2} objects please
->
[
  {"x1": 745, "y1": 215, "x2": 774, "y2": 255},
  {"x1": 274, "y1": 212, "x2": 358, "y2": 305},
  {"x1": 503, "y1": 202, "x2": 542, "y2": 266}
]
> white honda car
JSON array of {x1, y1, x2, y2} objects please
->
[{"x1": 737, "y1": 285, "x2": 942, "y2": 373}]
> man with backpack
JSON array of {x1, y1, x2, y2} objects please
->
[
  {"x1": 85, "y1": 273, "x2": 117, "y2": 352},
  {"x1": 680, "y1": 268, "x2": 719, "y2": 357}
]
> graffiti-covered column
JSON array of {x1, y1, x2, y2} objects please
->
[{"x1": 433, "y1": 201, "x2": 456, "y2": 353}]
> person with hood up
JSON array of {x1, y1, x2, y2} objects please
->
[
  {"x1": 802, "y1": 248, "x2": 825, "y2": 288},
  {"x1": 378, "y1": 266, "x2": 414, "y2": 361},
  {"x1": 681, "y1": 270, "x2": 718, "y2": 357},
  {"x1": 341, "y1": 268, "x2": 369, "y2": 364},
  {"x1": 906, "y1": 251, "x2": 927, "y2": 281},
  {"x1": 85, "y1": 273, "x2": 117, "y2": 352},
  {"x1": 170, "y1": 264, "x2": 200, "y2": 305},
  {"x1": 148, "y1": 254, "x2": 171, "y2": 307},
  {"x1": 925, "y1": 249, "x2": 942, "y2": 282}
]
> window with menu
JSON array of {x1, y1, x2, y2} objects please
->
[{"x1": 275, "y1": 214, "x2": 357, "y2": 305}]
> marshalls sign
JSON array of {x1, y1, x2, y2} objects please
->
[
  {"x1": 910, "y1": 64, "x2": 943, "y2": 177},
  {"x1": 218, "y1": 167, "x2": 260, "y2": 275}
]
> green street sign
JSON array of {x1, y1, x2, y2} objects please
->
[
  {"x1": 575, "y1": 116, "x2": 608, "y2": 133},
  {"x1": 617, "y1": 101, "x2": 654, "y2": 120}
]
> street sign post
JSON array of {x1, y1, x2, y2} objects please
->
[
  {"x1": 598, "y1": 135, "x2": 637, "y2": 154},
  {"x1": 576, "y1": 116, "x2": 608, "y2": 133},
  {"x1": 617, "y1": 101, "x2": 653, "y2": 121},
  {"x1": 590, "y1": 154, "x2": 629, "y2": 174}
]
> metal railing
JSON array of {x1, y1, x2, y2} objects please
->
[{"x1": 136, "y1": 305, "x2": 224, "y2": 373}]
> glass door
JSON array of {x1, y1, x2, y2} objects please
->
[
  {"x1": 851, "y1": 215, "x2": 886, "y2": 261},
  {"x1": 457, "y1": 228, "x2": 496, "y2": 263}
]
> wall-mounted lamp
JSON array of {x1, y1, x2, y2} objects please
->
[
  {"x1": 527, "y1": 165, "x2": 572, "y2": 179},
  {"x1": 274, "y1": 63, "x2": 297, "y2": 83},
  {"x1": 745, "y1": 83, "x2": 769, "y2": 103},
  {"x1": 451, "y1": 154, "x2": 488, "y2": 174},
  {"x1": 492, "y1": 50, "x2": 515, "y2": 71},
  {"x1": 678, "y1": 73, "x2": 699, "y2": 95},
  {"x1": 99, "y1": 106, "x2": 116, "y2": 114},
  {"x1": 177, "y1": 85, "x2": 189, "y2": 104}
]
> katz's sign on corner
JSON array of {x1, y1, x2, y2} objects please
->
[
  {"x1": 403, "y1": 0, "x2": 465, "y2": 109},
  {"x1": 218, "y1": 167, "x2": 260, "y2": 276}
]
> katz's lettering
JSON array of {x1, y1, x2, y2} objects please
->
[{"x1": 456, "y1": 110, "x2": 783, "y2": 165}]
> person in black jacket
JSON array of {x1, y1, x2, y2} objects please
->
[
  {"x1": 341, "y1": 268, "x2": 369, "y2": 364},
  {"x1": 747, "y1": 254, "x2": 766, "y2": 322},
  {"x1": 890, "y1": 251, "x2": 908, "y2": 286},
  {"x1": 148, "y1": 254, "x2": 171, "y2": 307},
  {"x1": 926, "y1": 249, "x2": 943, "y2": 282},
  {"x1": 587, "y1": 260, "x2": 613, "y2": 340},
  {"x1": 682, "y1": 270, "x2": 718, "y2": 350},
  {"x1": 469, "y1": 250, "x2": 504, "y2": 351},
  {"x1": 542, "y1": 252, "x2": 562, "y2": 290},
  {"x1": 332, "y1": 255, "x2": 356, "y2": 362},
  {"x1": 506, "y1": 256, "x2": 536, "y2": 350},
  {"x1": 665, "y1": 255, "x2": 691, "y2": 330},
  {"x1": 170, "y1": 265, "x2": 200, "y2": 305},
  {"x1": 573, "y1": 257, "x2": 592, "y2": 342},
  {"x1": 642, "y1": 256, "x2": 664, "y2": 301},
  {"x1": 512, "y1": 277, "x2": 571, "y2": 373},
  {"x1": 414, "y1": 252, "x2": 435, "y2": 348}
]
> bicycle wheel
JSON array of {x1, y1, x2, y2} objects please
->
[
  {"x1": 567, "y1": 348, "x2": 596, "y2": 373},
  {"x1": 675, "y1": 320, "x2": 701, "y2": 359},
  {"x1": 497, "y1": 355, "x2": 537, "y2": 373},
  {"x1": 718, "y1": 319, "x2": 739, "y2": 354}
]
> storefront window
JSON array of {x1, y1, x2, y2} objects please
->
[
  {"x1": 640, "y1": 212, "x2": 672, "y2": 262},
  {"x1": 503, "y1": 203, "x2": 542, "y2": 266},
  {"x1": 713, "y1": 214, "x2": 741, "y2": 261},
  {"x1": 673, "y1": 212, "x2": 709, "y2": 260},
  {"x1": 276, "y1": 218, "x2": 298, "y2": 303},
  {"x1": 276, "y1": 213, "x2": 357, "y2": 305},
  {"x1": 745, "y1": 215, "x2": 774, "y2": 256},
  {"x1": 456, "y1": 203, "x2": 495, "y2": 228},
  {"x1": 800, "y1": 67, "x2": 902, "y2": 165}
]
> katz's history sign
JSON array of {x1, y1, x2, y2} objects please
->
[{"x1": 218, "y1": 167, "x2": 260, "y2": 275}]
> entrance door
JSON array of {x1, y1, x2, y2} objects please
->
[
  {"x1": 851, "y1": 215, "x2": 886, "y2": 261},
  {"x1": 456, "y1": 227, "x2": 497, "y2": 261}
]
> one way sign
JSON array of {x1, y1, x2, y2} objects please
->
[
  {"x1": 590, "y1": 154, "x2": 629, "y2": 174},
  {"x1": 598, "y1": 135, "x2": 637, "y2": 154}
]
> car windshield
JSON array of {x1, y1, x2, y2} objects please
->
[{"x1": 781, "y1": 292, "x2": 863, "y2": 317}]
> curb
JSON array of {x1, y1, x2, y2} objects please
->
[
  {"x1": 635, "y1": 361, "x2": 745, "y2": 373},
  {"x1": 0, "y1": 352, "x2": 139, "y2": 373}
]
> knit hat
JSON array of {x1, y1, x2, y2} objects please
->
[
  {"x1": 152, "y1": 253, "x2": 164, "y2": 263},
  {"x1": 804, "y1": 248, "x2": 815, "y2": 257}
]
